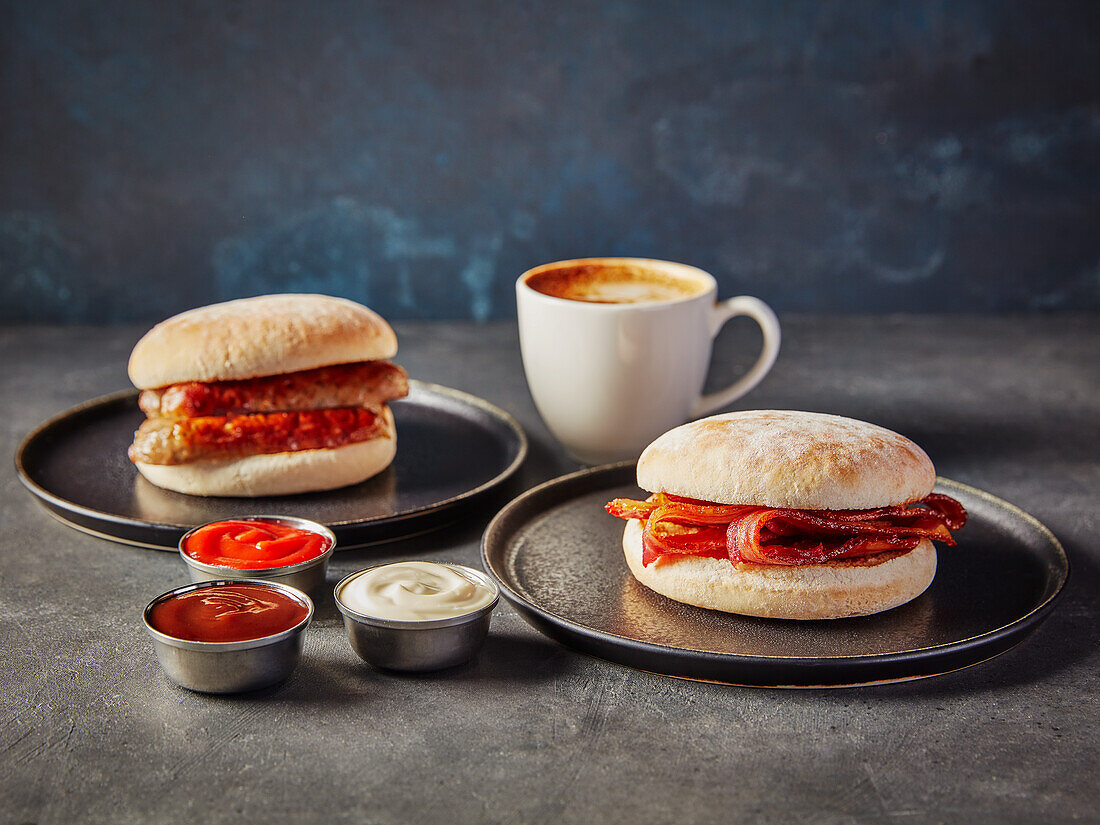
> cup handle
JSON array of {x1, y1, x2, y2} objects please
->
[{"x1": 690, "y1": 296, "x2": 781, "y2": 418}]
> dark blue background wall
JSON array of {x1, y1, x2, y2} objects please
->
[{"x1": 2, "y1": 1, "x2": 1098, "y2": 322}]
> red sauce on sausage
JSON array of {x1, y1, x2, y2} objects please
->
[
  {"x1": 183, "y1": 520, "x2": 331, "y2": 569},
  {"x1": 148, "y1": 583, "x2": 309, "y2": 642}
]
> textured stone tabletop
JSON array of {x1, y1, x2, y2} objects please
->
[{"x1": 2, "y1": 316, "x2": 1097, "y2": 824}]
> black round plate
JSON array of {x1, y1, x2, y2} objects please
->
[
  {"x1": 481, "y1": 463, "x2": 1069, "y2": 687},
  {"x1": 17, "y1": 381, "x2": 527, "y2": 550}
]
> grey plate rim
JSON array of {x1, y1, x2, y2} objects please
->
[
  {"x1": 16, "y1": 380, "x2": 527, "y2": 550},
  {"x1": 480, "y1": 462, "x2": 1069, "y2": 686}
]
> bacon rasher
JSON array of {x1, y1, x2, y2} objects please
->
[{"x1": 606, "y1": 493, "x2": 967, "y2": 568}]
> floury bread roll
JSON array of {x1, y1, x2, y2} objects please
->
[
  {"x1": 127, "y1": 294, "x2": 409, "y2": 497},
  {"x1": 607, "y1": 411, "x2": 968, "y2": 619}
]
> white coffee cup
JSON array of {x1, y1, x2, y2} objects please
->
[{"x1": 516, "y1": 257, "x2": 780, "y2": 464}]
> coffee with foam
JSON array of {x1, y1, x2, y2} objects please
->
[
  {"x1": 525, "y1": 262, "x2": 708, "y2": 304},
  {"x1": 517, "y1": 257, "x2": 780, "y2": 463}
]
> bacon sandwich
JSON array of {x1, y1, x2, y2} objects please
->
[
  {"x1": 607, "y1": 410, "x2": 967, "y2": 619},
  {"x1": 127, "y1": 294, "x2": 408, "y2": 497}
]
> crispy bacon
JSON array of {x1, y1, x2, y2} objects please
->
[
  {"x1": 606, "y1": 492, "x2": 967, "y2": 567},
  {"x1": 608, "y1": 495, "x2": 755, "y2": 566},
  {"x1": 129, "y1": 408, "x2": 388, "y2": 465},
  {"x1": 139, "y1": 361, "x2": 408, "y2": 419}
]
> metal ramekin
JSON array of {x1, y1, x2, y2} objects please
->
[
  {"x1": 334, "y1": 563, "x2": 499, "y2": 672},
  {"x1": 143, "y1": 579, "x2": 314, "y2": 694},
  {"x1": 179, "y1": 515, "x2": 336, "y2": 596}
]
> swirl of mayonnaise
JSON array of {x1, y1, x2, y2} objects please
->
[{"x1": 338, "y1": 562, "x2": 496, "y2": 621}]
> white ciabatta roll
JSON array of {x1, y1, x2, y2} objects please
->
[
  {"x1": 129, "y1": 294, "x2": 398, "y2": 389},
  {"x1": 637, "y1": 410, "x2": 935, "y2": 511},
  {"x1": 127, "y1": 294, "x2": 407, "y2": 497},
  {"x1": 621, "y1": 410, "x2": 949, "y2": 620},
  {"x1": 135, "y1": 408, "x2": 396, "y2": 497},
  {"x1": 622, "y1": 521, "x2": 937, "y2": 620}
]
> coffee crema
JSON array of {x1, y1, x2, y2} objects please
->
[{"x1": 525, "y1": 264, "x2": 708, "y2": 304}]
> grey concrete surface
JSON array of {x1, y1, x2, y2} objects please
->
[{"x1": 2, "y1": 316, "x2": 1097, "y2": 824}]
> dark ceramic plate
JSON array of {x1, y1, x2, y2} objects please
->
[
  {"x1": 17, "y1": 381, "x2": 527, "y2": 550},
  {"x1": 482, "y1": 463, "x2": 1068, "y2": 687}
]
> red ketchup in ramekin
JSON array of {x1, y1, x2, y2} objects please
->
[
  {"x1": 182, "y1": 519, "x2": 332, "y2": 569},
  {"x1": 147, "y1": 582, "x2": 310, "y2": 643}
]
